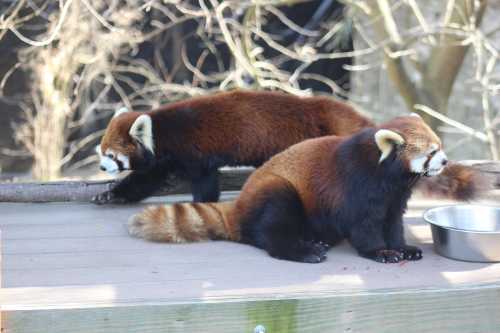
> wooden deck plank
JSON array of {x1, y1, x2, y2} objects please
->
[
  {"x1": 2, "y1": 198, "x2": 500, "y2": 300},
  {"x1": 1, "y1": 194, "x2": 500, "y2": 332},
  {"x1": 0, "y1": 192, "x2": 239, "y2": 226},
  {"x1": 2, "y1": 222, "x2": 127, "y2": 239},
  {"x1": 4, "y1": 248, "x2": 268, "y2": 270},
  {"x1": 3, "y1": 284, "x2": 500, "y2": 333}
]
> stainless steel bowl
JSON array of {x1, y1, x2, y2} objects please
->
[{"x1": 423, "y1": 205, "x2": 500, "y2": 262}]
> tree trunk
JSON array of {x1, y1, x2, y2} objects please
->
[{"x1": 354, "y1": 0, "x2": 488, "y2": 131}]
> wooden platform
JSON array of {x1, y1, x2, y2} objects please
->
[{"x1": 1, "y1": 192, "x2": 500, "y2": 332}]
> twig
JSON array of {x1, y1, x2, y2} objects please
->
[
  {"x1": 414, "y1": 104, "x2": 489, "y2": 142},
  {"x1": 9, "y1": 0, "x2": 74, "y2": 46}
]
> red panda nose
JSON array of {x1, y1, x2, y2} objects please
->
[
  {"x1": 100, "y1": 166, "x2": 106, "y2": 171},
  {"x1": 442, "y1": 159, "x2": 448, "y2": 166}
]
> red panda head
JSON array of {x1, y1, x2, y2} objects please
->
[
  {"x1": 96, "y1": 108, "x2": 155, "y2": 174},
  {"x1": 375, "y1": 114, "x2": 447, "y2": 177}
]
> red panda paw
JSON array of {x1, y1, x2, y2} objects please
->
[
  {"x1": 297, "y1": 240, "x2": 329, "y2": 263},
  {"x1": 397, "y1": 245, "x2": 423, "y2": 261},
  {"x1": 363, "y1": 249, "x2": 405, "y2": 263},
  {"x1": 92, "y1": 190, "x2": 127, "y2": 205}
]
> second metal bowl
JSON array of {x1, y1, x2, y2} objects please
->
[{"x1": 423, "y1": 205, "x2": 500, "y2": 263}]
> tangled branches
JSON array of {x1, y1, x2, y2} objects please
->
[
  {"x1": 341, "y1": 0, "x2": 500, "y2": 159},
  {"x1": 0, "y1": 0, "x2": 354, "y2": 179},
  {"x1": 0, "y1": 0, "x2": 498, "y2": 180}
]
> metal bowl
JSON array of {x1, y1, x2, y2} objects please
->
[{"x1": 423, "y1": 205, "x2": 500, "y2": 262}]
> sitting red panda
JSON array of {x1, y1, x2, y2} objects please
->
[
  {"x1": 94, "y1": 90, "x2": 482, "y2": 204},
  {"x1": 128, "y1": 115, "x2": 450, "y2": 263},
  {"x1": 94, "y1": 90, "x2": 373, "y2": 204}
]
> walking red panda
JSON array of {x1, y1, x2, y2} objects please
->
[
  {"x1": 94, "y1": 89, "x2": 483, "y2": 204},
  {"x1": 94, "y1": 90, "x2": 373, "y2": 204},
  {"x1": 129, "y1": 115, "x2": 450, "y2": 263}
]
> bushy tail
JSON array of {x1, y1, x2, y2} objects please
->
[
  {"x1": 416, "y1": 163, "x2": 490, "y2": 201},
  {"x1": 128, "y1": 201, "x2": 235, "y2": 242}
]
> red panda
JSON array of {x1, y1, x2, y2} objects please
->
[
  {"x1": 94, "y1": 90, "x2": 373, "y2": 204},
  {"x1": 129, "y1": 115, "x2": 450, "y2": 263},
  {"x1": 94, "y1": 89, "x2": 483, "y2": 204}
]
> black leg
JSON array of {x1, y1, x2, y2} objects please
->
[
  {"x1": 350, "y1": 218, "x2": 404, "y2": 263},
  {"x1": 385, "y1": 216, "x2": 422, "y2": 261},
  {"x1": 385, "y1": 194, "x2": 423, "y2": 261},
  {"x1": 92, "y1": 163, "x2": 169, "y2": 204},
  {"x1": 239, "y1": 177, "x2": 328, "y2": 263},
  {"x1": 267, "y1": 239, "x2": 329, "y2": 264},
  {"x1": 191, "y1": 168, "x2": 220, "y2": 202}
]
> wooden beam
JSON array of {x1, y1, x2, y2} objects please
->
[
  {"x1": 3, "y1": 283, "x2": 500, "y2": 333},
  {"x1": 0, "y1": 168, "x2": 252, "y2": 203}
]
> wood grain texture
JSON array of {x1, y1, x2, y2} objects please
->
[
  {"x1": 2, "y1": 196, "x2": 500, "y2": 332},
  {"x1": 3, "y1": 284, "x2": 500, "y2": 333}
]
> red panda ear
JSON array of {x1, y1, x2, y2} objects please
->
[
  {"x1": 374, "y1": 129, "x2": 405, "y2": 163},
  {"x1": 113, "y1": 107, "x2": 130, "y2": 119},
  {"x1": 409, "y1": 113, "x2": 421, "y2": 118},
  {"x1": 129, "y1": 114, "x2": 154, "y2": 154}
]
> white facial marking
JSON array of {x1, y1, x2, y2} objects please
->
[
  {"x1": 410, "y1": 155, "x2": 427, "y2": 173},
  {"x1": 117, "y1": 153, "x2": 130, "y2": 170},
  {"x1": 100, "y1": 155, "x2": 120, "y2": 174},
  {"x1": 97, "y1": 148, "x2": 129, "y2": 175},
  {"x1": 409, "y1": 147, "x2": 447, "y2": 176},
  {"x1": 427, "y1": 150, "x2": 447, "y2": 176}
]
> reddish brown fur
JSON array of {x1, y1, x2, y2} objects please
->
[
  {"x1": 129, "y1": 116, "x2": 447, "y2": 245},
  {"x1": 235, "y1": 136, "x2": 344, "y2": 218},
  {"x1": 415, "y1": 163, "x2": 487, "y2": 200},
  {"x1": 101, "y1": 90, "x2": 373, "y2": 166},
  {"x1": 101, "y1": 89, "x2": 484, "y2": 205},
  {"x1": 128, "y1": 135, "x2": 345, "y2": 243},
  {"x1": 129, "y1": 201, "x2": 233, "y2": 242},
  {"x1": 100, "y1": 112, "x2": 141, "y2": 155},
  {"x1": 375, "y1": 115, "x2": 442, "y2": 170}
]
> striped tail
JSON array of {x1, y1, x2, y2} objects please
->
[
  {"x1": 128, "y1": 201, "x2": 235, "y2": 243},
  {"x1": 416, "y1": 163, "x2": 490, "y2": 201}
]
